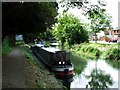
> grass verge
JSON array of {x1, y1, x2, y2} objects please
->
[
  {"x1": 2, "y1": 37, "x2": 12, "y2": 56},
  {"x1": 21, "y1": 46, "x2": 63, "y2": 88},
  {"x1": 101, "y1": 48, "x2": 120, "y2": 60},
  {"x1": 70, "y1": 43, "x2": 101, "y2": 59},
  {"x1": 69, "y1": 43, "x2": 119, "y2": 60}
]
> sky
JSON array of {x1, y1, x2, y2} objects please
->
[
  {"x1": 104, "y1": 0, "x2": 119, "y2": 28},
  {"x1": 58, "y1": 0, "x2": 119, "y2": 28}
]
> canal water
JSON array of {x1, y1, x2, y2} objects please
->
[{"x1": 68, "y1": 54, "x2": 120, "y2": 89}]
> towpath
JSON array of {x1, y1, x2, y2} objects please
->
[
  {"x1": 2, "y1": 47, "x2": 62, "y2": 88},
  {"x1": 2, "y1": 47, "x2": 33, "y2": 88}
]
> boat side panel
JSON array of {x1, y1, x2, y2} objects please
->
[{"x1": 37, "y1": 47, "x2": 55, "y2": 65}]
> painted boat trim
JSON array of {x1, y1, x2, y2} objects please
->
[{"x1": 52, "y1": 66, "x2": 73, "y2": 72}]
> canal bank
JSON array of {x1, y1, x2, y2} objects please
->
[
  {"x1": 69, "y1": 43, "x2": 119, "y2": 60},
  {"x1": 61, "y1": 43, "x2": 120, "y2": 89},
  {"x1": 2, "y1": 47, "x2": 64, "y2": 88},
  {"x1": 21, "y1": 47, "x2": 64, "y2": 88}
]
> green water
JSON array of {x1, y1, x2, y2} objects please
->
[{"x1": 70, "y1": 53, "x2": 120, "y2": 89}]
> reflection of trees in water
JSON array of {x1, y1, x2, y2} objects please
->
[
  {"x1": 106, "y1": 60, "x2": 120, "y2": 69},
  {"x1": 70, "y1": 53, "x2": 87, "y2": 74},
  {"x1": 58, "y1": 53, "x2": 87, "y2": 90},
  {"x1": 62, "y1": 80, "x2": 71, "y2": 90},
  {"x1": 85, "y1": 69, "x2": 113, "y2": 89}
]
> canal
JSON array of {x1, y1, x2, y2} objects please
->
[{"x1": 64, "y1": 53, "x2": 119, "y2": 89}]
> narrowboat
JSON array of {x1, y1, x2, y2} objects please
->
[{"x1": 31, "y1": 43, "x2": 74, "y2": 79}]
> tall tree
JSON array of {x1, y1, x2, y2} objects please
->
[
  {"x1": 84, "y1": 1, "x2": 112, "y2": 42},
  {"x1": 2, "y1": 2, "x2": 58, "y2": 44},
  {"x1": 59, "y1": 0, "x2": 112, "y2": 42},
  {"x1": 52, "y1": 13, "x2": 88, "y2": 47}
]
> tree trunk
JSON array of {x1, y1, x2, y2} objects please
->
[
  {"x1": 8, "y1": 34, "x2": 16, "y2": 47},
  {"x1": 95, "y1": 33, "x2": 97, "y2": 43},
  {"x1": 22, "y1": 34, "x2": 29, "y2": 44}
]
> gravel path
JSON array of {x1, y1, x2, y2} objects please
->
[{"x1": 2, "y1": 48, "x2": 32, "y2": 88}]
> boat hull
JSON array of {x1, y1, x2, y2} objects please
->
[
  {"x1": 31, "y1": 45, "x2": 74, "y2": 79},
  {"x1": 52, "y1": 65, "x2": 74, "y2": 79}
]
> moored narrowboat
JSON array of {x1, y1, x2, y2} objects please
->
[{"x1": 31, "y1": 44, "x2": 74, "y2": 79}]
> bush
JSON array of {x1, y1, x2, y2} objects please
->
[
  {"x1": 52, "y1": 13, "x2": 89, "y2": 47},
  {"x1": 78, "y1": 45, "x2": 101, "y2": 58},
  {"x1": 2, "y1": 37, "x2": 12, "y2": 55},
  {"x1": 69, "y1": 43, "x2": 118, "y2": 60},
  {"x1": 102, "y1": 48, "x2": 120, "y2": 60},
  {"x1": 106, "y1": 60, "x2": 120, "y2": 69},
  {"x1": 70, "y1": 44, "x2": 101, "y2": 59}
]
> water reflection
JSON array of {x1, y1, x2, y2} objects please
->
[
  {"x1": 106, "y1": 60, "x2": 120, "y2": 69},
  {"x1": 70, "y1": 54, "x2": 119, "y2": 88},
  {"x1": 85, "y1": 69, "x2": 113, "y2": 89},
  {"x1": 60, "y1": 53, "x2": 88, "y2": 90},
  {"x1": 62, "y1": 79, "x2": 71, "y2": 90},
  {"x1": 85, "y1": 59, "x2": 113, "y2": 89},
  {"x1": 70, "y1": 53, "x2": 87, "y2": 74},
  {"x1": 59, "y1": 54, "x2": 119, "y2": 89}
]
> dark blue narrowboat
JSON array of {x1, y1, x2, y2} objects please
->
[{"x1": 31, "y1": 43, "x2": 74, "y2": 79}]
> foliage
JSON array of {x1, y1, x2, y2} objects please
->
[
  {"x1": 52, "y1": 13, "x2": 88, "y2": 47},
  {"x1": 70, "y1": 43, "x2": 101, "y2": 59},
  {"x1": 70, "y1": 43, "x2": 119, "y2": 60},
  {"x1": 70, "y1": 53, "x2": 87, "y2": 74},
  {"x1": 2, "y1": 2, "x2": 58, "y2": 41},
  {"x1": 59, "y1": 0, "x2": 111, "y2": 32},
  {"x1": 16, "y1": 40, "x2": 24, "y2": 46},
  {"x1": 44, "y1": 41, "x2": 51, "y2": 47},
  {"x1": 85, "y1": 4, "x2": 111, "y2": 32},
  {"x1": 79, "y1": 45, "x2": 100, "y2": 57},
  {"x1": 106, "y1": 60, "x2": 120, "y2": 69},
  {"x1": 2, "y1": 36, "x2": 12, "y2": 55},
  {"x1": 102, "y1": 48, "x2": 120, "y2": 60},
  {"x1": 22, "y1": 28, "x2": 54, "y2": 44},
  {"x1": 59, "y1": 0, "x2": 89, "y2": 12},
  {"x1": 84, "y1": 1, "x2": 112, "y2": 42},
  {"x1": 40, "y1": 28, "x2": 53, "y2": 41},
  {"x1": 86, "y1": 69, "x2": 113, "y2": 89},
  {"x1": 21, "y1": 47, "x2": 63, "y2": 88},
  {"x1": 60, "y1": 0, "x2": 112, "y2": 43},
  {"x1": 23, "y1": 33, "x2": 41, "y2": 43}
]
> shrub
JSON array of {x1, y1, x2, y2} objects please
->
[
  {"x1": 78, "y1": 45, "x2": 101, "y2": 58},
  {"x1": 102, "y1": 48, "x2": 120, "y2": 60},
  {"x1": 2, "y1": 37, "x2": 12, "y2": 55}
]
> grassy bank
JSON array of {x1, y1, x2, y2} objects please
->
[
  {"x1": 106, "y1": 60, "x2": 120, "y2": 69},
  {"x1": 69, "y1": 43, "x2": 119, "y2": 60},
  {"x1": 21, "y1": 46, "x2": 63, "y2": 88},
  {"x1": 2, "y1": 37, "x2": 12, "y2": 55}
]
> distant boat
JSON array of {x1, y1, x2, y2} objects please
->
[{"x1": 31, "y1": 43, "x2": 74, "y2": 79}]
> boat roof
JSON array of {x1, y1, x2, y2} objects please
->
[
  {"x1": 50, "y1": 43, "x2": 59, "y2": 46},
  {"x1": 35, "y1": 44, "x2": 44, "y2": 47},
  {"x1": 34, "y1": 43, "x2": 67, "y2": 53},
  {"x1": 42, "y1": 47, "x2": 61, "y2": 53}
]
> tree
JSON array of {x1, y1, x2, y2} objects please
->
[
  {"x1": 39, "y1": 28, "x2": 53, "y2": 41},
  {"x1": 59, "y1": 0, "x2": 112, "y2": 42},
  {"x1": 2, "y1": 2, "x2": 58, "y2": 44},
  {"x1": 84, "y1": 2, "x2": 112, "y2": 42},
  {"x1": 59, "y1": 0, "x2": 89, "y2": 12},
  {"x1": 52, "y1": 13, "x2": 88, "y2": 47}
]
